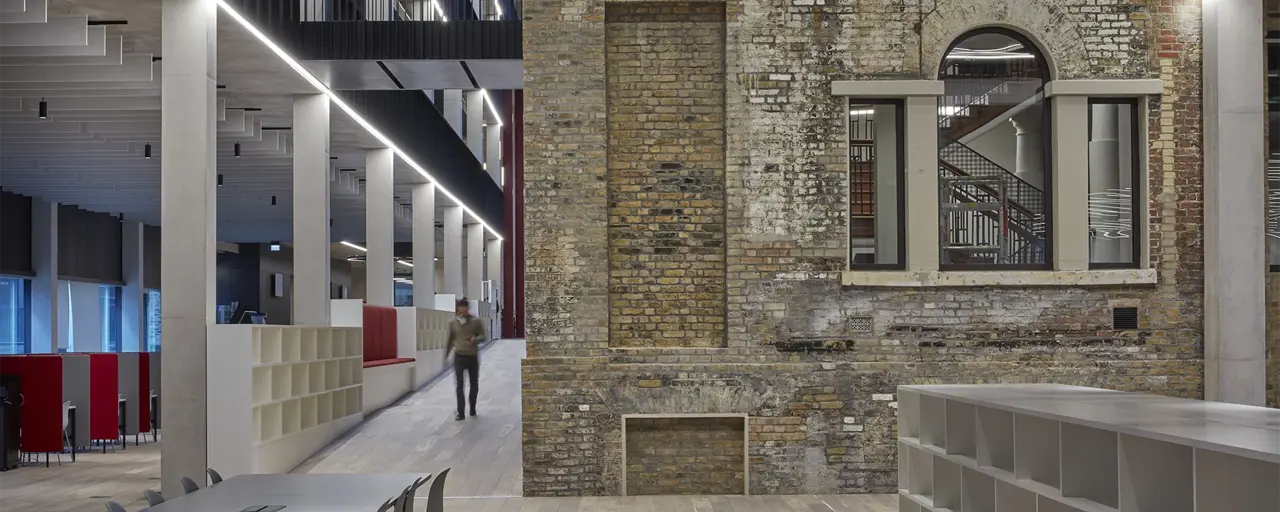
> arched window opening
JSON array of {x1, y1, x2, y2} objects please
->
[{"x1": 937, "y1": 29, "x2": 1051, "y2": 269}]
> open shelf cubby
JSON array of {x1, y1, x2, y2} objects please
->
[{"x1": 899, "y1": 384, "x2": 1280, "y2": 512}]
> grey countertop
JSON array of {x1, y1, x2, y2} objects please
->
[{"x1": 140, "y1": 473, "x2": 429, "y2": 512}]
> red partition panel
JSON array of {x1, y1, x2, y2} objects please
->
[
  {"x1": 362, "y1": 305, "x2": 399, "y2": 362},
  {"x1": 87, "y1": 353, "x2": 120, "y2": 441},
  {"x1": 0, "y1": 355, "x2": 64, "y2": 453},
  {"x1": 137, "y1": 353, "x2": 151, "y2": 433}
]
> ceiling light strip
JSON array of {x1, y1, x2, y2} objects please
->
[
  {"x1": 340, "y1": 241, "x2": 367, "y2": 252},
  {"x1": 214, "y1": 0, "x2": 501, "y2": 240},
  {"x1": 431, "y1": 0, "x2": 448, "y2": 21},
  {"x1": 478, "y1": 89, "x2": 503, "y2": 127}
]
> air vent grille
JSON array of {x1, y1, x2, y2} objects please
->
[{"x1": 1112, "y1": 307, "x2": 1138, "y2": 330}]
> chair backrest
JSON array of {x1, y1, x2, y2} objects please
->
[
  {"x1": 206, "y1": 467, "x2": 224, "y2": 484},
  {"x1": 375, "y1": 497, "x2": 396, "y2": 512},
  {"x1": 424, "y1": 468, "x2": 450, "y2": 512},
  {"x1": 62, "y1": 401, "x2": 71, "y2": 430},
  {"x1": 143, "y1": 490, "x2": 165, "y2": 506},
  {"x1": 104, "y1": 501, "x2": 127, "y2": 512},
  {"x1": 179, "y1": 476, "x2": 200, "y2": 494},
  {"x1": 393, "y1": 476, "x2": 428, "y2": 512}
]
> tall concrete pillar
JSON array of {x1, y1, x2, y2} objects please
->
[
  {"x1": 292, "y1": 94, "x2": 331, "y2": 325},
  {"x1": 485, "y1": 124, "x2": 502, "y2": 184},
  {"x1": 1087, "y1": 103, "x2": 1128, "y2": 263},
  {"x1": 30, "y1": 199, "x2": 58, "y2": 353},
  {"x1": 465, "y1": 90, "x2": 484, "y2": 161},
  {"x1": 872, "y1": 104, "x2": 899, "y2": 264},
  {"x1": 486, "y1": 238, "x2": 501, "y2": 309},
  {"x1": 412, "y1": 183, "x2": 437, "y2": 307},
  {"x1": 1204, "y1": 0, "x2": 1266, "y2": 405},
  {"x1": 466, "y1": 223, "x2": 484, "y2": 301},
  {"x1": 1012, "y1": 105, "x2": 1045, "y2": 190},
  {"x1": 160, "y1": 0, "x2": 217, "y2": 496},
  {"x1": 365, "y1": 148, "x2": 395, "y2": 307},
  {"x1": 443, "y1": 90, "x2": 463, "y2": 137},
  {"x1": 122, "y1": 221, "x2": 145, "y2": 352},
  {"x1": 442, "y1": 207, "x2": 464, "y2": 296}
]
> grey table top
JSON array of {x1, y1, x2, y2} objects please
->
[
  {"x1": 900, "y1": 384, "x2": 1280, "y2": 463},
  {"x1": 140, "y1": 473, "x2": 429, "y2": 512}
]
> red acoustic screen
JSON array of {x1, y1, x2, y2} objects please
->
[
  {"x1": 0, "y1": 355, "x2": 64, "y2": 453},
  {"x1": 87, "y1": 354, "x2": 119, "y2": 441}
]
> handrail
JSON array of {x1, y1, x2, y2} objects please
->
[
  {"x1": 939, "y1": 135, "x2": 1042, "y2": 192},
  {"x1": 937, "y1": 160, "x2": 1035, "y2": 219}
]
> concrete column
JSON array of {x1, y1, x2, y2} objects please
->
[
  {"x1": 466, "y1": 223, "x2": 484, "y2": 301},
  {"x1": 68, "y1": 282, "x2": 102, "y2": 352},
  {"x1": 292, "y1": 94, "x2": 331, "y2": 325},
  {"x1": 1011, "y1": 105, "x2": 1045, "y2": 190},
  {"x1": 465, "y1": 90, "x2": 484, "y2": 161},
  {"x1": 904, "y1": 95, "x2": 939, "y2": 271},
  {"x1": 30, "y1": 199, "x2": 58, "y2": 353},
  {"x1": 160, "y1": 0, "x2": 217, "y2": 496},
  {"x1": 412, "y1": 183, "x2": 437, "y2": 307},
  {"x1": 122, "y1": 221, "x2": 145, "y2": 352},
  {"x1": 443, "y1": 90, "x2": 463, "y2": 137},
  {"x1": 1087, "y1": 103, "x2": 1127, "y2": 263},
  {"x1": 1204, "y1": 0, "x2": 1266, "y2": 405},
  {"x1": 442, "y1": 207, "x2": 464, "y2": 296},
  {"x1": 485, "y1": 124, "x2": 502, "y2": 184},
  {"x1": 872, "y1": 104, "x2": 900, "y2": 264},
  {"x1": 486, "y1": 238, "x2": 501, "y2": 309},
  {"x1": 365, "y1": 147, "x2": 395, "y2": 307},
  {"x1": 1050, "y1": 95, "x2": 1090, "y2": 271}
]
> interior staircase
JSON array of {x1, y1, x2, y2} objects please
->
[{"x1": 936, "y1": 57, "x2": 1047, "y2": 266}]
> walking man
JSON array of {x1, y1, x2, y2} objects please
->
[{"x1": 446, "y1": 298, "x2": 485, "y2": 420}]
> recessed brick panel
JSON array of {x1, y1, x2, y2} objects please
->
[
  {"x1": 605, "y1": 2, "x2": 727, "y2": 348},
  {"x1": 625, "y1": 416, "x2": 745, "y2": 495}
]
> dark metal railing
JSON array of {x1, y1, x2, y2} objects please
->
[
  {"x1": 938, "y1": 138, "x2": 1046, "y2": 265},
  {"x1": 299, "y1": 0, "x2": 477, "y2": 21},
  {"x1": 937, "y1": 57, "x2": 1041, "y2": 135}
]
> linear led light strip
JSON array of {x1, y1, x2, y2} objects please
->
[
  {"x1": 215, "y1": 0, "x2": 501, "y2": 241},
  {"x1": 341, "y1": 241, "x2": 414, "y2": 267},
  {"x1": 431, "y1": 0, "x2": 447, "y2": 21}
]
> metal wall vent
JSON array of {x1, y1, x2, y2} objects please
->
[
  {"x1": 1112, "y1": 307, "x2": 1139, "y2": 330},
  {"x1": 850, "y1": 316, "x2": 873, "y2": 333}
]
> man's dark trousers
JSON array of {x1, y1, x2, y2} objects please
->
[{"x1": 454, "y1": 354, "x2": 479, "y2": 415}]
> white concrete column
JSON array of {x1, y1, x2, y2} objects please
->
[
  {"x1": 486, "y1": 237, "x2": 501, "y2": 307},
  {"x1": 365, "y1": 147, "x2": 395, "y2": 307},
  {"x1": 1087, "y1": 103, "x2": 1127, "y2": 263},
  {"x1": 466, "y1": 223, "x2": 484, "y2": 300},
  {"x1": 121, "y1": 220, "x2": 145, "y2": 352},
  {"x1": 485, "y1": 124, "x2": 502, "y2": 184},
  {"x1": 904, "y1": 95, "x2": 939, "y2": 271},
  {"x1": 872, "y1": 104, "x2": 900, "y2": 263},
  {"x1": 443, "y1": 90, "x2": 463, "y2": 137},
  {"x1": 465, "y1": 90, "x2": 484, "y2": 161},
  {"x1": 292, "y1": 94, "x2": 331, "y2": 325},
  {"x1": 1050, "y1": 95, "x2": 1090, "y2": 272},
  {"x1": 30, "y1": 199, "x2": 58, "y2": 353},
  {"x1": 412, "y1": 183, "x2": 437, "y2": 307},
  {"x1": 442, "y1": 206, "x2": 464, "y2": 296},
  {"x1": 160, "y1": 0, "x2": 217, "y2": 496},
  {"x1": 1011, "y1": 105, "x2": 1045, "y2": 190},
  {"x1": 68, "y1": 282, "x2": 102, "y2": 352},
  {"x1": 1204, "y1": 0, "x2": 1266, "y2": 405}
]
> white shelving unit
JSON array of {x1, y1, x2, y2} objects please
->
[
  {"x1": 897, "y1": 384, "x2": 1280, "y2": 512},
  {"x1": 209, "y1": 325, "x2": 365, "y2": 477},
  {"x1": 417, "y1": 309, "x2": 451, "y2": 352}
]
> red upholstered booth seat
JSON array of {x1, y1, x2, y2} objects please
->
[{"x1": 362, "y1": 305, "x2": 414, "y2": 368}]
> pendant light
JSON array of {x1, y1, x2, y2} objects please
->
[
  {"x1": 38, "y1": 98, "x2": 48, "y2": 119},
  {"x1": 144, "y1": 144, "x2": 152, "y2": 159},
  {"x1": 234, "y1": 142, "x2": 241, "y2": 157}
]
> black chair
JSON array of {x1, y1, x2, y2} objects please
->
[
  {"x1": 394, "y1": 475, "x2": 431, "y2": 512},
  {"x1": 375, "y1": 496, "x2": 396, "y2": 512},
  {"x1": 104, "y1": 502, "x2": 127, "y2": 512},
  {"x1": 206, "y1": 467, "x2": 224, "y2": 485},
  {"x1": 143, "y1": 489, "x2": 165, "y2": 506},
  {"x1": 423, "y1": 468, "x2": 450, "y2": 512},
  {"x1": 179, "y1": 475, "x2": 200, "y2": 494}
]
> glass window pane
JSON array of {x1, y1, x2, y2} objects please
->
[
  {"x1": 0, "y1": 277, "x2": 27, "y2": 354},
  {"x1": 848, "y1": 100, "x2": 903, "y2": 268},
  {"x1": 1088, "y1": 101, "x2": 1140, "y2": 267},
  {"x1": 145, "y1": 289, "x2": 161, "y2": 352},
  {"x1": 1269, "y1": 34, "x2": 1280, "y2": 268}
]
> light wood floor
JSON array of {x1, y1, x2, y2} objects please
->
[{"x1": 0, "y1": 340, "x2": 898, "y2": 511}]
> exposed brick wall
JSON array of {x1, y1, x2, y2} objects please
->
[
  {"x1": 625, "y1": 416, "x2": 744, "y2": 494},
  {"x1": 606, "y1": 2, "x2": 727, "y2": 347},
  {"x1": 523, "y1": 0, "x2": 1205, "y2": 496},
  {"x1": 1268, "y1": 275, "x2": 1280, "y2": 408}
]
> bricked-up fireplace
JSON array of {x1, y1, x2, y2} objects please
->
[{"x1": 622, "y1": 414, "x2": 749, "y2": 495}]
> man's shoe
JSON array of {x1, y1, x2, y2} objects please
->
[
  {"x1": 455, "y1": 413, "x2": 465, "y2": 421},
  {"x1": 470, "y1": 409, "x2": 477, "y2": 417}
]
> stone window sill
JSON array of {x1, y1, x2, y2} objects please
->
[{"x1": 840, "y1": 268, "x2": 1157, "y2": 287}]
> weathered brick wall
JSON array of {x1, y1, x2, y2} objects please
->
[
  {"x1": 606, "y1": 2, "x2": 727, "y2": 348},
  {"x1": 624, "y1": 417, "x2": 744, "y2": 494},
  {"x1": 1268, "y1": 274, "x2": 1280, "y2": 408},
  {"x1": 524, "y1": 0, "x2": 1204, "y2": 496}
]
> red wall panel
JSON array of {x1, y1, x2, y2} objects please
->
[
  {"x1": 362, "y1": 305, "x2": 399, "y2": 362},
  {"x1": 87, "y1": 354, "x2": 119, "y2": 441}
]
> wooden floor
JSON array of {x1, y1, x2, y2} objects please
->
[{"x1": 0, "y1": 339, "x2": 898, "y2": 511}]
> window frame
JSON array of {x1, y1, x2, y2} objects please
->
[
  {"x1": 846, "y1": 97, "x2": 908, "y2": 271},
  {"x1": 0, "y1": 275, "x2": 30, "y2": 355},
  {"x1": 1086, "y1": 97, "x2": 1144, "y2": 270}
]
